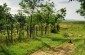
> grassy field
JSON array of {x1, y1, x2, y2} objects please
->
[{"x1": 0, "y1": 21, "x2": 85, "y2": 55}]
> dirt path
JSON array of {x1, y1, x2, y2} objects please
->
[{"x1": 30, "y1": 44, "x2": 75, "y2": 55}]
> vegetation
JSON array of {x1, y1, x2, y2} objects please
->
[
  {"x1": 77, "y1": 0, "x2": 85, "y2": 18},
  {"x1": 0, "y1": 0, "x2": 85, "y2": 55}
]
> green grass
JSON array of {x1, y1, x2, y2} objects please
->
[
  {"x1": 5, "y1": 36, "x2": 66, "y2": 55},
  {"x1": 2, "y1": 39, "x2": 44, "y2": 55},
  {"x1": 0, "y1": 22, "x2": 85, "y2": 55},
  {"x1": 60, "y1": 22, "x2": 85, "y2": 55},
  {"x1": 0, "y1": 35, "x2": 67, "y2": 55},
  {"x1": 72, "y1": 39, "x2": 85, "y2": 55}
]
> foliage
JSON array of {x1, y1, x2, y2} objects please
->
[
  {"x1": 77, "y1": 0, "x2": 85, "y2": 18},
  {"x1": 0, "y1": 3, "x2": 11, "y2": 29}
]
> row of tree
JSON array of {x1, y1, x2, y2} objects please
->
[
  {"x1": 0, "y1": 0, "x2": 66, "y2": 44},
  {"x1": 0, "y1": 0, "x2": 84, "y2": 44}
]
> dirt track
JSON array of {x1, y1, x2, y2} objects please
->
[{"x1": 30, "y1": 44, "x2": 75, "y2": 55}]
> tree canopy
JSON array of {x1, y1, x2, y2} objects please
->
[{"x1": 76, "y1": 0, "x2": 85, "y2": 18}]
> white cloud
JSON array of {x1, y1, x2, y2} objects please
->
[
  {"x1": 52, "y1": 0, "x2": 85, "y2": 20},
  {"x1": 0, "y1": 0, "x2": 85, "y2": 20},
  {"x1": 0, "y1": 0, "x2": 21, "y2": 14}
]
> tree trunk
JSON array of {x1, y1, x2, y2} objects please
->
[
  {"x1": 32, "y1": 24, "x2": 35, "y2": 37},
  {"x1": 18, "y1": 23, "x2": 24, "y2": 41},
  {"x1": 56, "y1": 24, "x2": 60, "y2": 33},
  {"x1": 41, "y1": 24, "x2": 43, "y2": 35},
  {"x1": 27, "y1": 25, "x2": 29, "y2": 38},
  {"x1": 51, "y1": 23, "x2": 56, "y2": 33},
  {"x1": 30, "y1": 13, "x2": 33, "y2": 38},
  {"x1": 16, "y1": 25, "x2": 19, "y2": 34},
  {"x1": 6, "y1": 26, "x2": 10, "y2": 43},
  {"x1": 35, "y1": 26, "x2": 38, "y2": 36},
  {"x1": 45, "y1": 24, "x2": 48, "y2": 34},
  {"x1": 10, "y1": 24, "x2": 13, "y2": 43}
]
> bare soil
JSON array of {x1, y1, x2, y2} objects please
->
[{"x1": 30, "y1": 44, "x2": 75, "y2": 55}]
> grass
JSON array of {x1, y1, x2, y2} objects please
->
[
  {"x1": 0, "y1": 22, "x2": 85, "y2": 55},
  {"x1": 0, "y1": 39, "x2": 44, "y2": 55},
  {"x1": 72, "y1": 39, "x2": 85, "y2": 55},
  {"x1": 3, "y1": 36, "x2": 66, "y2": 55},
  {"x1": 60, "y1": 22, "x2": 85, "y2": 55}
]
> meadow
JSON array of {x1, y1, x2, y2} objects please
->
[{"x1": 0, "y1": 21, "x2": 85, "y2": 55}]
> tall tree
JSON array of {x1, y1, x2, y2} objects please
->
[
  {"x1": 15, "y1": 10, "x2": 26, "y2": 40},
  {"x1": 51, "y1": 8, "x2": 66, "y2": 33},
  {"x1": 41, "y1": 1, "x2": 54, "y2": 34},
  {"x1": 0, "y1": 3, "x2": 14, "y2": 43},
  {"x1": 34, "y1": 10, "x2": 45, "y2": 36},
  {"x1": 19, "y1": 0, "x2": 44, "y2": 38}
]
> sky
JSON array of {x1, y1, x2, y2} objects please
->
[{"x1": 0, "y1": 0, "x2": 85, "y2": 21}]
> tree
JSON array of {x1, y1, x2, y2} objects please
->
[
  {"x1": 34, "y1": 10, "x2": 45, "y2": 36},
  {"x1": 51, "y1": 8, "x2": 66, "y2": 33},
  {"x1": 19, "y1": 0, "x2": 44, "y2": 38},
  {"x1": 0, "y1": 3, "x2": 10, "y2": 30},
  {"x1": 41, "y1": 1, "x2": 54, "y2": 34},
  {"x1": 15, "y1": 10, "x2": 26, "y2": 40},
  {"x1": 6, "y1": 13, "x2": 15, "y2": 43},
  {"x1": 77, "y1": 0, "x2": 85, "y2": 18},
  {"x1": 56, "y1": 8, "x2": 66, "y2": 32},
  {"x1": 0, "y1": 3, "x2": 13, "y2": 44}
]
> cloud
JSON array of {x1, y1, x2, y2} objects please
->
[
  {"x1": 0, "y1": 0, "x2": 21, "y2": 14},
  {"x1": 0, "y1": 0, "x2": 85, "y2": 20},
  {"x1": 52, "y1": 0, "x2": 85, "y2": 20}
]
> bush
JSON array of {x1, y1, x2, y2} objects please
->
[{"x1": 51, "y1": 29, "x2": 57, "y2": 33}]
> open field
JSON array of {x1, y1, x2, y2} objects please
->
[
  {"x1": 0, "y1": 0, "x2": 85, "y2": 55},
  {"x1": 0, "y1": 22, "x2": 85, "y2": 55}
]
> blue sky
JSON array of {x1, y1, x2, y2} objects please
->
[{"x1": 0, "y1": 0, "x2": 85, "y2": 20}]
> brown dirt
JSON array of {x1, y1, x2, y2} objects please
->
[{"x1": 30, "y1": 44, "x2": 75, "y2": 55}]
